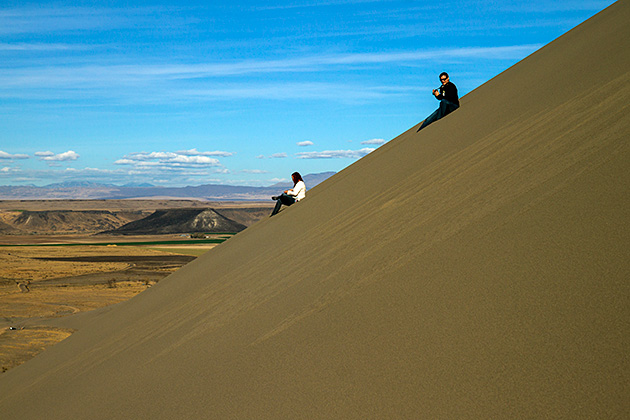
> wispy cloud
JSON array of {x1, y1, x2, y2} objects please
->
[
  {"x1": 361, "y1": 138, "x2": 386, "y2": 145},
  {"x1": 270, "y1": 153, "x2": 288, "y2": 159},
  {"x1": 176, "y1": 83, "x2": 407, "y2": 103},
  {"x1": 0, "y1": 7, "x2": 119, "y2": 35},
  {"x1": 250, "y1": 0, "x2": 398, "y2": 11},
  {"x1": 2, "y1": 45, "x2": 540, "y2": 87},
  {"x1": 297, "y1": 141, "x2": 314, "y2": 147},
  {"x1": 0, "y1": 44, "x2": 540, "y2": 107},
  {"x1": 176, "y1": 148, "x2": 234, "y2": 157},
  {"x1": 0, "y1": 151, "x2": 29, "y2": 159},
  {"x1": 241, "y1": 169, "x2": 270, "y2": 174},
  {"x1": 497, "y1": 1, "x2": 614, "y2": 13},
  {"x1": 0, "y1": 6, "x2": 195, "y2": 35},
  {"x1": 0, "y1": 42, "x2": 94, "y2": 51},
  {"x1": 296, "y1": 148, "x2": 375, "y2": 159}
]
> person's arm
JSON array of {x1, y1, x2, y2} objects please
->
[
  {"x1": 286, "y1": 184, "x2": 298, "y2": 196},
  {"x1": 289, "y1": 181, "x2": 305, "y2": 199}
]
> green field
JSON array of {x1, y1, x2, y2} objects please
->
[{"x1": 0, "y1": 236, "x2": 235, "y2": 248}]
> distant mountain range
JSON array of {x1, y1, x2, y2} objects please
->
[
  {"x1": 0, "y1": 172, "x2": 335, "y2": 200},
  {"x1": 43, "y1": 181, "x2": 157, "y2": 189}
]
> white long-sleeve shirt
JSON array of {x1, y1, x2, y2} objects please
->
[{"x1": 287, "y1": 180, "x2": 306, "y2": 201}]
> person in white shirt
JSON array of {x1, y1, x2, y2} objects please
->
[{"x1": 270, "y1": 172, "x2": 306, "y2": 216}]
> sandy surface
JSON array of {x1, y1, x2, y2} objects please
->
[{"x1": 0, "y1": 3, "x2": 628, "y2": 419}]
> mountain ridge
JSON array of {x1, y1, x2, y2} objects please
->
[
  {"x1": 0, "y1": 172, "x2": 335, "y2": 200},
  {"x1": 101, "y1": 208, "x2": 247, "y2": 235}
]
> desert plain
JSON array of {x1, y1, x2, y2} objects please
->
[{"x1": 0, "y1": 199, "x2": 271, "y2": 373}]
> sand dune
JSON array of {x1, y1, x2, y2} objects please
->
[{"x1": 1, "y1": 2, "x2": 629, "y2": 419}]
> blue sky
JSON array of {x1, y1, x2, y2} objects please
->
[{"x1": 0, "y1": 0, "x2": 615, "y2": 187}]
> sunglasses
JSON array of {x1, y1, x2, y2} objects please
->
[{"x1": 440, "y1": 77, "x2": 448, "y2": 81}]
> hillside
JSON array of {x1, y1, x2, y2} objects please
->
[
  {"x1": 0, "y1": 210, "x2": 148, "y2": 235},
  {"x1": 1, "y1": 2, "x2": 628, "y2": 419},
  {"x1": 0, "y1": 218, "x2": 20, "y2": 234},
  {"x1": 103, "y1": 208, "x2": 247, "y2": 235}
]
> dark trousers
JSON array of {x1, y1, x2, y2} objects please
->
[
  {"x1": 271, "y1": 193, "x2": 296, "y2": 216},
  {"x1": 418, "y1": 99, "x2": 459, "y2": 131}
]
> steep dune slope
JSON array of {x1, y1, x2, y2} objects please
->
[{"x1": 1, "y1": 2, "x2": 629, "y2": 419}]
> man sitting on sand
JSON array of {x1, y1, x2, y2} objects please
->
[
  {"x1": 417, "y1": 72, "x2": 460, "y2": 131},
  {"x1": 270, "y1": 172, "x2": 306, "y2": 216}
]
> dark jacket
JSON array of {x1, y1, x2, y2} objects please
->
[{"x1": 437, "y1": 81, "x2": 459, "y2": 106}]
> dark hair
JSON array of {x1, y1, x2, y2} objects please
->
[
  {"x1": 291, "y1": 172, "x2": 303, "y2": 186},
  {"x1": 439, "y1": 72, "x2": 449, "y2": 79}
]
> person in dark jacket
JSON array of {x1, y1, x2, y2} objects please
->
[{"x1": 417, "y1": 72, "x2": 459, "y2": 131}]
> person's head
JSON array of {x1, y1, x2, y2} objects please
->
[
  {"x1": 291, "y1": 172, "x2": 303, "y2": 185},
  {"x1": 439, "y1": 72, "x2": 449, "y2": 85}
]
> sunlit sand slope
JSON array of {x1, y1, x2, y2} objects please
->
[{"x1": 1, "y1": 2, "x2": 628, "y2": 419}]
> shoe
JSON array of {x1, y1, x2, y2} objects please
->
[{"x1": 271, "y1": 196, "x2": 279, "y2": 200}]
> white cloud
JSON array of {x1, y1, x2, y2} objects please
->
[
  {"x1": 269, "y1": 177, "x2": 287, "y2": 183},
  {"x1": 296, "y1": 148, "x2": 375, "y2": 159},
  {"x1": 174, "y1": 155, "x2": 219, "y2": 164},
  {"x1": 297, "y1": 141, "x2": 314, "y2": 147},
  {"x1": 241, "y1": 169, "x2": 269, "y2": 174},
  {"x1": 39, "y1": 150, "x2": 80, "y2": 161},
  {"x1": 113, "y1": 158, "x2": 136, "y2": 165},
  {"x1": 270, "y1": 153, "x2": 288, "y2": 159},
  {"x1": 112, "y1": 149, "x2": 229, "y2": 186},
  {"x1": 0, "y1": 150, "x2": 29, "y2": 159},
  {"x1": 35, "y1": 151, "x2": 55, "y2": 157},
  {"x1": 176, "y1": 148, "x2": 234, "y2": 157},
  {"x1": 117, "y1": 151, "x2": 222, "y2": 167},
  {"x1": 361, "y1": 138, "x2": 386, "y2": 145}
]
